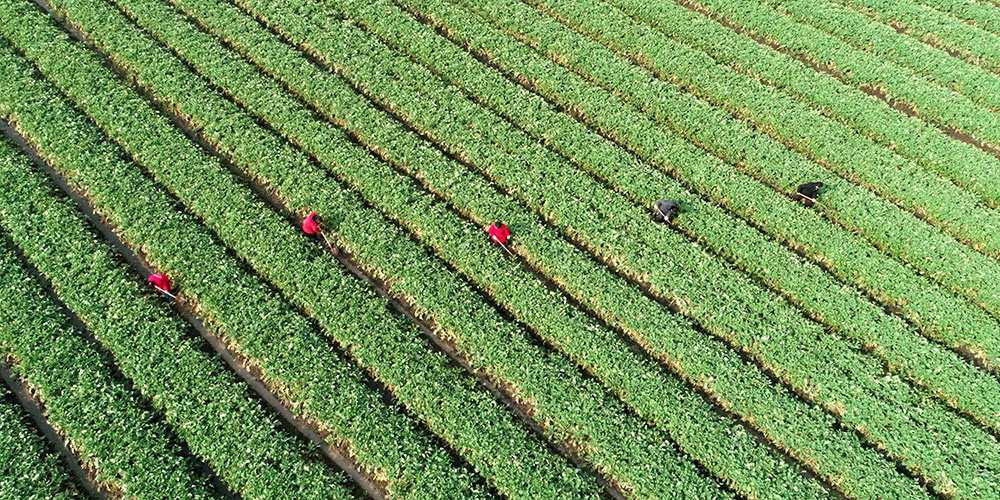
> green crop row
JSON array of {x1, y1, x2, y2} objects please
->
[
  {"x1": 526, "y1": 0, "x2": 1000, "y2": 265},
  {"x1": 0, "y1": 244, "x2": 219, "y2": 500},
  {"x1": 47, "y1": 0, "x2": 736, "y2": 496},
  {"x1": 365, "y1": 0, "x2": 1000, "y2": 437},
  {"x1": 0, "y1": 380, "x2": 81, "y2": 500},
  {"x1": 916, "y1": 0, "x2": 1000, "y2": 38},
  {"x1": 0, "y1": 90, "x2": 364, "y2": 500},
  {"x1": 348, "y1": 0, "x2": 1000, "y2": 472},
  {"x1": 463, "y1": 0, "x2": 1000, "y2": 325},
  {"x1": 14, "y1": 1, "x2": 605, "y2": 498},
  {"x1": 151, "y1": 0, "x2": 856, "y2": 496},
  {"x1": 396, "y1": 0, "x2": 1000, "y2": 379},
  {"x1": 606, "y1": 0, "x2": 1000, "y2": 212},
  {"x1": 160, "y1": 0, "x2": 936, "y2": 495},
  {"x1": 688, "y1": 0, "x2": 1000, "y2": 152},
  {"x1": 0, "y1": 6, "x2": 492, "y2": 498},
  {"x1": 239, "y1": 0, "x2": 1000, "y2": 496},
  {"x1": 758, "y1": 0, "x2": 1000, "y2": 113},
  {"x1": 830, "y1": 0, "x2": 1000, "y2": 74},
  {"x1": 0, "y1": 160, "x2": 223, "y2": 500}
]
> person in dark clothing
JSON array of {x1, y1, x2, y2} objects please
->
[
  {"x1": 653, "y1": 199, "x2": 679, "y2": 223},
  {"x1": 792, "y1": 182, "x2": 823, "y2": 207}
]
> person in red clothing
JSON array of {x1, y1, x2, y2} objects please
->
[
  {"x1": 147, "y1": 273, "x2": 176, "y2": 302},
  {"x1": 302, "y1": 212, "x2": 338, "y2": 255},
  {"x1": 302, "y1": 212, "x2": 322, "y2": 235},
  {"x1": 486, "y1": 221, "x2": 513, "y2": 256},
  {"x1": 487, "y1": 221, "x2": 510, "y2": 244}
]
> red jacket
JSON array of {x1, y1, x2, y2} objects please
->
[
  {"x1": 302, "y1": 212, "x2": 321, "y2": 235},
  {"x1": 487, "y1": 223, "x2": 510, "y2": 244},
  {"x1": 148, "y1": 273, "x2": 171, "y2": 293}
]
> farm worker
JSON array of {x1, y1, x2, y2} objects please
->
[
  {"x1": 147, "y1": 273, "x2": 176, "y2": 302},
  {"x1": 487, "y1": 221, "x2": 511, "y2": 245},
  {"x1": 302, "y1": 212, "x2": 323, "y2": 235},
  {"x1": 792, "y1": 182, "x2": 824, "y2": 207},
  {"x1": 302, "y1": 212, "x2": 338, "y2": 255},
  {"x1": 486, "y1": 221, "x2": 514, "y2": 256},
  {"x1": 653, "y1": 199, "x2": 679, "y2": 223}
]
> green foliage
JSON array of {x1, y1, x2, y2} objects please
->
[
  {"x1": 388, "y1": 0, "x2": 1000, "y2": 447},
  {"x1": 832, "y1": 0, "x2": 1000, "y2": 74},
  {"x1": 685, "y1": 0, "x2": 1000, "y2": 177},
  {"x1": 30, "y1": 0, "x2": 732, "y2": 495},
  {"x1": 526, "y1": 0, "x2": 1000, "y2": 268},
  {"x1": 0, "y1": 118, "x2": 357, "y2": 500},
  {"x1": 20, "y1": 0, "x2": 608, "y2": 497},
  {"x1": 916, "y1": 0, "x2": 1000, "y2": 37},
  {"x1": 609, "y1": 0, "x2": 1000, "y2": 211},
  {"x1": 0, "y1": 9, "x2": 481, "y2": 498},
  {"x1": 152, "y1": 0, "x2": 838, "y2": 496},
  {"x1": 183, "y1": 0, "x2": 922, "y2": 497},
  {"x1": 230, "y1": 0, "x2": 1000, "y2": 496},
  {"x1": 452, "y1": 0, "x2": 1000, "y2": 343},
  {"x1": 0, "y1": 229, "x2": 220, "y2": 498},
  {"x1": 0, "y1": 386, "x2": 81, "y2": 500},
  {"x1": 762, "y1": 0, "x2": 1000, "y2": 111},
  {"x1": 0, "y1": 0, "x2": 996, "y2": 497}
]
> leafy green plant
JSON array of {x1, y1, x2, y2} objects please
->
[
  {"x1": 760, "y1": 0, "x2": 1000, "y2": 111},
  {"x1": 451, "y1": 0, "x2": 1000, "y2": 329},
  {"x1": 0, "y1": 223, "x2": 221, "y2": 499},
  {"x1": 212, "y1": 0, "x2": 1000, "y2": 496},
  {"x1": 830, "y1": 0, "x2": 1000, "y2": 74},
  {"x1": 16, "y1": 0, "x2": 732, "y2": 496},
  {"x1": 0, "y1": 384, "x2": 82, "y2": 500},
  {"x1": 0, "y1": 18, "x2": 488, "y2": 500},
  {"x1": 605, "y1": 0, "x2": 1000, "y2": 210},
  {"x1": 686, "y1": 0, "x2": 1000, "y2": 160},
  {"x1": 916, "y1": 0, "x2": 1000, "y2": 38},
  {"x1": 0, "y1": 125, "x2": 358, "y2": 500}
]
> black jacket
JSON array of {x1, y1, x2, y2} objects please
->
[
  {"x1": 654, "y1": 199, "x2": 679, "y2": 222},
  {"x1": 796, "y1": 182, "x2": 823, "y2": 199}
]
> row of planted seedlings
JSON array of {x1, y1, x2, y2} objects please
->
[
  {"x1": 3, "y1": 1, "x2": 614, "y2": 497},
  {"x1": 0, "y1": 361, "x2": 82, "y2": 499},
  {"x1": 2, "y1": 0, "x2": 706, "y2": 497},
  {"x1": 0, "y1": 137, "x2": 356, "y2": 499},
  {"x1": 154, "y1": 0, "x2": 941, "y2": 494},
  {"x1": 41, "y1": 0, "x2": 757, "y2": 495},
  {"x1": 0, "y1": 240, "x2": 224, "y2": 500},
  {"x1": 343, "y1": 0, "x2": 1000, "y2": 431},
  {"x1": 11, "y1": 1, "x2": 609, "y2": 497},
  {"x1": 225, "y1": 1, "x2": 1000, "y2": 497},
  {"x1": 688, "y1": 0, "x2": 1000, "y2": 151},
  {"x1": 150, "y1": 0, "x2": 968, "y2": 494},
  {"x1": 917, "y1": 0, "x2": 1000, "y2": 39},
  {"x1": 759, "y1": 0, "x2": 1000, "y2": 113},
  {"x1": 125, "y1": 0, "x2": 861, "y2": 497},
  {"x1": 523, "y1": 0, "x2": 1000, "y2": 264},
  {"x1": 0, "y1": 15, "x2": 497, "y2": 500},
  {"x1": 339, "y1": 0, "x2": 1000, "y2": 465},
  {"x1": 455, "y1": 0, "x2": 1000, "y2": 325},
  {"x1": 829, "y1": 0, "x2": 1000, "y2": 74},
  {"x1": 391, "y1": 0, "x2": 1000, "y2": 381},
  {"x1": 604, "y1": 0, "x2": 1000, "y2": 210},
  {"x1": 404, "y1": 0, "x2": 1000, "y2": 370}
]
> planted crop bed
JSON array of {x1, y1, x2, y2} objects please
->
[{"x1": 1, "y1": 0, "x2": 998, "y2": 497}]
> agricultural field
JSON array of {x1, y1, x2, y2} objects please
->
[{"x1": 2, "y1": 0, "x2": 1000, "y2": 497}]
